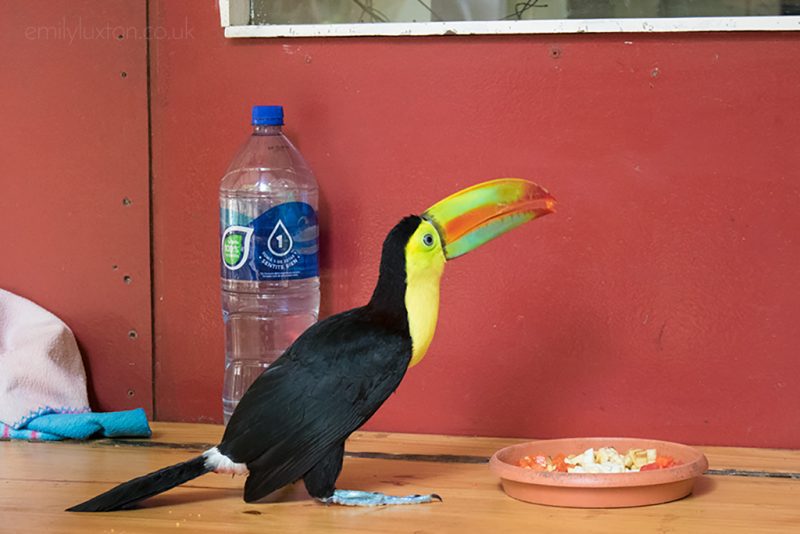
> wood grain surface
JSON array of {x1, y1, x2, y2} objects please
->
[{"x1": 1, "y1": 423, "x2": 798, "y2": 533}]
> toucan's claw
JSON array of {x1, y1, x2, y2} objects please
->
[{"x1": 318, "y1": 489, "x2": 442, "y2": 506}]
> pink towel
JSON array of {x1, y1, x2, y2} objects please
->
[{"x1": 0, "y1": 289, "x2": 90, "y2": 429}]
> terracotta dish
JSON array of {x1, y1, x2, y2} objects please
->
[{"x1": 489, "y1": 437, "x2": 708, "y2": 508}]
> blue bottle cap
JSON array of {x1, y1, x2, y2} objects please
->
[{"x1": 252, "y1": 105, "x2": 284, "y2": 126}]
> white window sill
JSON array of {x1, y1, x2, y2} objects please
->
[{"x1": 220, "y1": 15, "x2": 800, "y2": 39}]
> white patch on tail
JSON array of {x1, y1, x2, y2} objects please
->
[{"x1": 203, "y1": 447, "x2": 249, "y2": 475}]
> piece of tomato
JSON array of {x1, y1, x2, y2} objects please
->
[
  {"x1": 656, "y1": 456, "x2": 676, "y2": 468},
  {"x1": 551, "y1": 453, "x2": 570, "y2": 472}
]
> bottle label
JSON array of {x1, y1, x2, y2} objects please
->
[{"x1": 221, "y1": 202, "x2": 319, "y2": 281}]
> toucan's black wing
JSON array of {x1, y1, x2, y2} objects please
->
[{"x1": 217, "y1": 307, "x2": 412, "y2": 502}]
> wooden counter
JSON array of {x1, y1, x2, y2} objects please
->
[{"x1": 2, "y1": 423, "x2": 798, "y2": 532}]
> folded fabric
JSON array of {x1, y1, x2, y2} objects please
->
[
  {"x1": 0, "y1": 289, "x2": 153, "y2": 443},
  {"x1": 1, "y1": 408, "x2": 151, "y2": 441},
  {"x1": 0, "y1": 288, "x2": 90, "y2": 429}
]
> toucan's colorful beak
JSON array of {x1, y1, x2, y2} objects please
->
[{"x1": 422, "y1": 178, "x2": 555, "y2": 260}]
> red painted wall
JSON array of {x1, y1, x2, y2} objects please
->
[
  {"x1": 12, "y1": 2, "x2": 796, "y2": 448},
  {"x1": 149, "y1": 2, "x2": 800, "y2": 448},
  {"x1": 0, "y1": 2, "x2": 152, "y2": 413}
]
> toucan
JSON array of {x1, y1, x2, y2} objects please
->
[{"x1": 68, "y1": 178, "x2": 555, "y2": 512}]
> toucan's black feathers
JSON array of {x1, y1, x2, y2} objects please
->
[
  {"x1": 303, "y1": 442, "x2": 346, "y2": 499},
  {"x1": 221, "y1": 306, "x2": 413, "y2": 503},
  {"x1": 66, "y1": 456, "x2": 210, "y2": 512},
  {"x1": 228, "y1": 216, "x2": 423, "y2": 502},
  {"x1": 369, "y1": 215, "x2": 421, "y2": 319}
]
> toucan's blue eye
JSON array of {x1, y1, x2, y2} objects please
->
[{"x1": 422, "y1": 233, "x2": 434, "y2": 247}]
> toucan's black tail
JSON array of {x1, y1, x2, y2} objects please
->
[{"x1": 67, "y1": 455, "x2": 211, "y2": 512}]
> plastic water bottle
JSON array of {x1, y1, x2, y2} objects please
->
[{"x1": 219, "y1": 105, "x2": 320, "y2": 423}]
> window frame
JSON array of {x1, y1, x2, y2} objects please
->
[{"x1": 219, "y1": 0, "x2": 800, "y2": 38}]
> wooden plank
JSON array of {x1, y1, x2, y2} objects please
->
[
  {"x1": 151, "y1": 1, "x2": 800, "y2": 450},
  {"x1": 134, "y1": 423, "x2": 800, "y2": 474},
  {"x1": 0, "y1": 1, "x2": 152, "y2": 415},
  {"x1": 2, "y1": 424, "x2": 799, "y2": 532},
  {"x1": 2, "y1": 462, "x2": 799, "y2": 533}
]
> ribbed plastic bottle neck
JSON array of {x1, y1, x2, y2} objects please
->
[{"x1": 252, "y1": 124, "x2": 283, "y2": 136}]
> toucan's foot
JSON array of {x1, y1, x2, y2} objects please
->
[{"x1": 318, "y1": 489, "x2": 442, "y2": 507}]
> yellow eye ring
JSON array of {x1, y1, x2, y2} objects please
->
[{"x1": 422, "y1": 233, "x2": 434, "y2": 247}]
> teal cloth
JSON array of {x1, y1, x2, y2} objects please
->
[{"x1": 1, "y1": 408, "x2": 151, "y2": 441}]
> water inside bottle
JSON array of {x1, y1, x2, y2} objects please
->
[{"x1": 220, "y1": 279, "x2": 319, "y2": 423}]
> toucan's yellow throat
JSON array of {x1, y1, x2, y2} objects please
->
[{"x1": 404, "y1": 220, "x2": 446, "y2": 367}]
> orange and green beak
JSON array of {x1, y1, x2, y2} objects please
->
[{"x1": 422, "y1": 178, "x2": 556, "y2": 260}]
